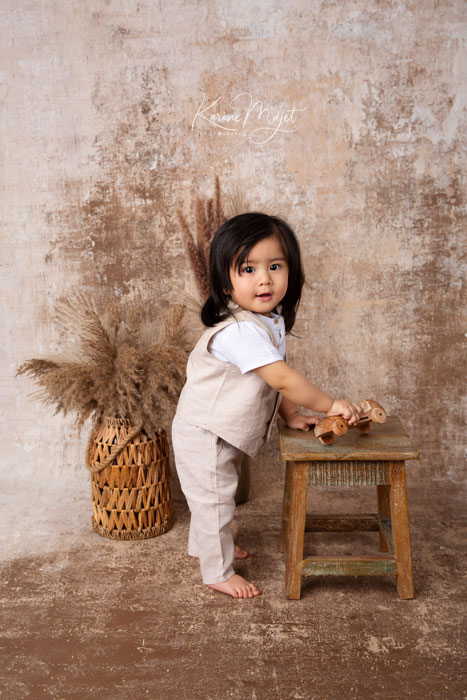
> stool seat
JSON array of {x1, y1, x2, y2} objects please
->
[{"x1": 278, "y1": 415, "x2": 419, "y2": 600}]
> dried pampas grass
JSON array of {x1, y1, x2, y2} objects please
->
[
  {"x1": 16, "y1": 292, "x2": 192, "y2": 441},
  {"x1": 176, "y1": 173, "x2": 228, "y2": 300}
]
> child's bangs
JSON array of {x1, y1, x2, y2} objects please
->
[
  {"x1": 233, "y1": 242, "x2": 255, "y2": 273},
  {"x1": 233, "y1": 228, "x2": 286, "y2": 273}
]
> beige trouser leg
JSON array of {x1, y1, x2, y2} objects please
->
[{"x1": 171, "y1": 416, "x2": 244, "y2": 584}]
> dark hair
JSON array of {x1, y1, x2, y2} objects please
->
[{"x1": 201, "y1": 212, "x2": 304, "y2": 333}]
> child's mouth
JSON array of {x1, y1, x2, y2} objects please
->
[{"x1": 256, "y1": 293, "x2": 272, "y2": 299}]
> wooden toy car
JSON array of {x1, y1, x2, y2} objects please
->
[{"x1": 314, "y1": 399, "x2": 387, "y2": 445}]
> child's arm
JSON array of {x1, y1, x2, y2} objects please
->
[
  {"x1": 254, "y1": 360, "x2": 361, "y2": 426},
  {"x1": 278, "y1": 396, "x2": 322, "y2": 430}
]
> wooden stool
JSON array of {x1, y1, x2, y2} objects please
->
[{"x1": 278, "y1": 415, "x2": 419, "y2": 600}]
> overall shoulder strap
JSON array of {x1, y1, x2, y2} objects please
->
[{"x1": 224, "y1": 303, "x2": 278, "y2": 347}]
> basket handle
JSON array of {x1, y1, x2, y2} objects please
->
[{"x1": 85, "y1": 421, "x2": 144, "y2": 474}]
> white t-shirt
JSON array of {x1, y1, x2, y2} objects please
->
[{"x1": 208, "y1": 311, "x2": 286, "y2": 374}]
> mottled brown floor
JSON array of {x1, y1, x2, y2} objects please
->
[{"x1": 1, "y1": 443, "x2": 466, "y2": 700}]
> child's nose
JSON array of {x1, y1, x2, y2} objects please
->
[{"x1": 259, "y1": 269, "x2": 272, "y2": 284}]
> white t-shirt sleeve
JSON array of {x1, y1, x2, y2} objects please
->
[{"x1": 208, "y1": 321, "x2": 284, "y2": 374}]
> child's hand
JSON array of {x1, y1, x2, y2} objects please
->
[
  {"x1": 285, "y1": 411, "x2": 322, "y2": 431},
  {"x1": 328, "y1": 399, "x2": 362, "y2": 426}
]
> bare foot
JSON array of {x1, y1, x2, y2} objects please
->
[
  {"x1": 232, "y1": 544, "x2": 248, "y2": 559},
  {"x1": 190, "y1": 545, "x2": 248, "y2": 560},
  {"x1": 207, "y1": 573, "x2": 260, "y2": 599}
]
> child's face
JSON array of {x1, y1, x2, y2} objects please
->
[{"x1": 229, "y1": 235, "x2": 289, "y2": 317}]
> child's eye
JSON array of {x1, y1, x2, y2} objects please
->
[
  {"x1": 270, "y1": 263, "x2": 280, "y2": 270},
  {"x1": 243, "y1": 266, "x2": 255, "y2": 274}
]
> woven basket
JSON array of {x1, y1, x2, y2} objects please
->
[{"x1": 87, "y1": 417, "x2": 173, "y2": 540}]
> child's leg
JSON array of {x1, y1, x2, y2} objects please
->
[
  {"x1": 172, "y1": 417, "x2": 239, "y2": 583},
  {"x1": 187, "y1": 473, "x2": 248, "y2": 559},
  {"x1": 171, "y1": 417, "x2": 258, "y2": 597}
]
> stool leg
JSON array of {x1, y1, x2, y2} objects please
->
[
  {"x1": 390, "y1": 461, "x2": 414, "y2": 599},
  {"x1": 280, "y1": 461, "x2": 293, "y2": 553},
  {"x1": 285, "y1": 462, "x2": 309, "y2": 600},
  {"x1": 377, "y1": 484, "x2": 391, "y2": 552}
]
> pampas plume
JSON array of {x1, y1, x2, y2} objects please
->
[
  {"x1": 17, "y1": 294, "x2": 193, "y2": 440},
  {"x1": 176, "y1": 207, "x2": 209, "y2": 299},
  {"x1": 178, "y1": 173, "x2": 228, "y2": 301}
]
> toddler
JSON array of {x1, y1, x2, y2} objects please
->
[{"x1": 172, "y1": 212, "x2": 361, "y2": 599}]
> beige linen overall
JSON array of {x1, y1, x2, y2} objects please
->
[{"x1": 172, "y1": 305, "x2": 282, "y2": 584}]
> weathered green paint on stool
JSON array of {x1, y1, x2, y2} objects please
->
[{"x1": 302, "y1": 555, "x2": 397, "y2": 577}]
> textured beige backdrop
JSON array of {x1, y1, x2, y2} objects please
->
[{"x1": 2, "y1": 1, "x2": 466, "y2": 557}]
